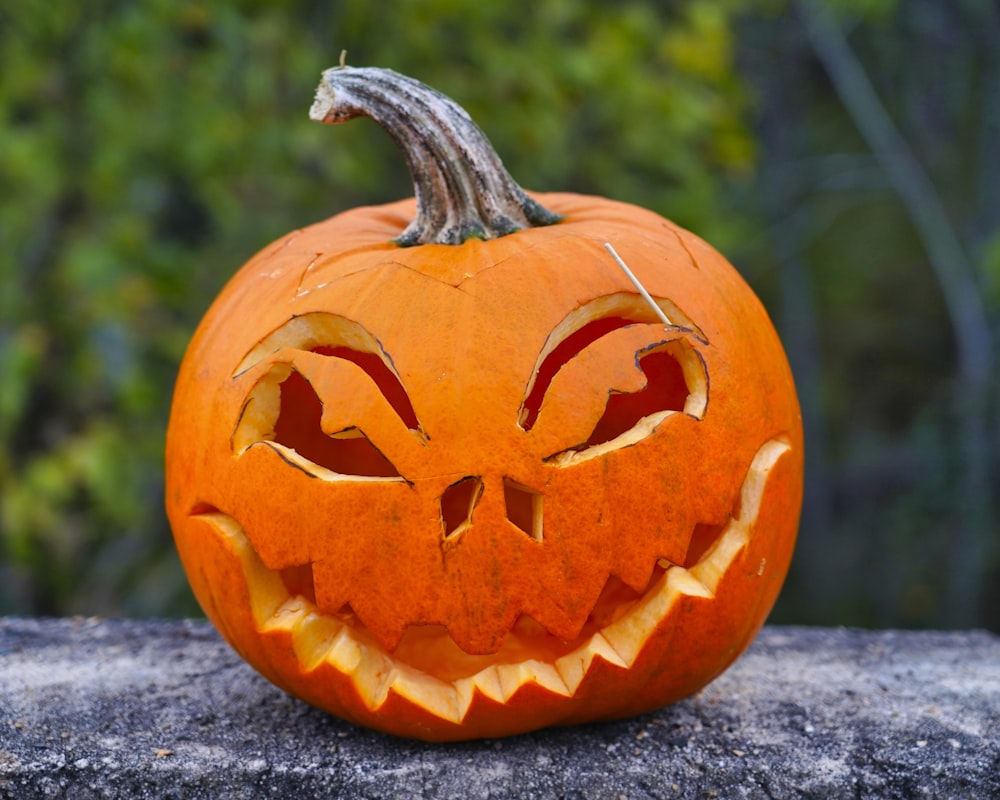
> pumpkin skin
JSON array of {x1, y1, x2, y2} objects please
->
[{"x1": 165, "y1": 68, "x2": 802, "y2": 741}]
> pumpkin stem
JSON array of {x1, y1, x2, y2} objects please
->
[{"x1": 309, "y1": 65, "x2": 562, "y2": 246}]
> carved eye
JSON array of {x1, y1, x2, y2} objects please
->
[
  {"x1": 519, "y1": 295, "x2": 708, "y2": 466},
  {"x1": 583, "y1": 345, "x2": 694, "y2": 446},
  {"x1": 231, "y1": 314, "x2": 421, "y2": 480},
  {"x1": 268, "y1": 361, "x2": 402, "y2": 478}
]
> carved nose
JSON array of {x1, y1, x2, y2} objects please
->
[
  {"x1": 439, "y1": 476, "x2": 484, "y2": 539},
  {"x1": 439, "y1": 475, "x2": 543, "y2": 542}
]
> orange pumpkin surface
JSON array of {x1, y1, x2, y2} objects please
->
[{"x1": 165, "y1": 66, "x2": 803, "y2": 741}]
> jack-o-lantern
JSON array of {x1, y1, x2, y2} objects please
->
[{"x1": 165, "y1": 65, "x2": 803, "y2": 741}]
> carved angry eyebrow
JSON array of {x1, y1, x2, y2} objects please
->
[
  {"x1": 518, "y1": 293, "x2": 705, "y2": 432},
  {"x1": 232, "y1": 312, "x2": 421, "y2": 432}
]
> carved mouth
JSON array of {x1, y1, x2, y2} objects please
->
[{"x1": 193, "y1": 437, "x2": 789, "y2": 723}]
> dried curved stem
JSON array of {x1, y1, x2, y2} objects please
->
[{"x1": 310, "y1": 65, "x2": 561, "y2": 246}]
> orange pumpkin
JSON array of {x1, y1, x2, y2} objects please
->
[{"x1": 165, "y1": 65, "x2": 803, "y2": 741}]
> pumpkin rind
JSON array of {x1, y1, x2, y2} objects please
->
[{"x1": 165, "y1": 67, "x2": 803, "y2": 741}]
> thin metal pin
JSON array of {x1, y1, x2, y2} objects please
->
[{"x1": 604, "y1": 242, "x2": 673, "y2": 327}]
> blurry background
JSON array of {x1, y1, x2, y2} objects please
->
[{"x1": 1, "y1": 0, "x2": 997, "y2": 630}]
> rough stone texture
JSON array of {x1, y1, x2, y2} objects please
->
[{"x1": 0, "y1": 619, "x2": 996, "y2": 799}]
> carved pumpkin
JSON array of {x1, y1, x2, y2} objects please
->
[{"x1": 165, "y1": 65, "x2": 803, "y2": 741}]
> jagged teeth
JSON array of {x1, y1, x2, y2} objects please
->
[
  {"x1": 454, "y1": 665, "x2": 503, "y2": 710},
  {"x1": 197, "y1": 437, "x2": 790, "y2": 723},
  {"x1": 289, "y1": 612, "x2": 344, "y2": 672}
]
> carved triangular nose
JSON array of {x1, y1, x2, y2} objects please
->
[
  {"x1": 439, "y1": 475, "x2": 543, "y2": 542},
  {"x1": 501, "y1": 478, "x2": 543, "y2": 542},
  {"x1": 440, "y1": 476, "x2": 484, "y2": 539}
]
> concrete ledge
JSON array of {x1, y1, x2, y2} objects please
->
[{"x1": 0, "y1": 619, "x2": 997, "y2": 799}]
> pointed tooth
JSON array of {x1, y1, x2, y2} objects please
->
[
  {"x1": 552, "y1": 632, "x2": 628, "y2": 692},
  {"x1": 455, "y1": 665, "x2": 504, "y2": 713},
  {"x1": 246, "y1": 571, "x2": 291, "y2": 626},
  {"x1": 392, "y1": 669, "x2": 463, "y2": 723},
  {"x1": 665, "y1": 566, "x2": 714, "y2": 599},
  {"x1": 472, "y1": 665, "x2": 505, "y2": 703},
  {"x1": 588, "y1": 632, "x2": 629, "y2": 669},
  {"x1": 735, "y1": 438, "x2": 791, "y2": 523},
  {"x1": 554, "y1": 651, "x2": 589, "y2": 693},
  {"x1": 497, "y1": 660, "x2": 570, "y2": 700},
  {"x1": 353, "y1": 654, "x2": 397, "y2": 708},
  {"x1": 260, "y1": 596, "x2": 311, "y2": 633},
  {"x1": 495, "y1": 662, "x2": 520, "y2": 700},
  {"x1": 602, "y1": 570, "x2": 677, "y2": 663},
  {"x1": 688, "y1": 525, "x2": 748, "y2": 593},
  {"x1": 531, "y1": 662, "x2": 572, "y2": 696},
  {"x1": 600, "y1": 624, "x2": 645, "y2": 667},
  {"x1": 291, "y1": 613, "x2": 344, "y2": 672},
  {"x1": 326, "y1": 627, "x2": 366, "y2": 674},
  {"x1": 201, "y1": 512, "x2": 289, "y2": 625}
]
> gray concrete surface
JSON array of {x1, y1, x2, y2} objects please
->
[{"x1": 0, "y1": 618, "x2": 996, "y2": 799}]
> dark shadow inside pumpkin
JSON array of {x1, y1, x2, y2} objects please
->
[
  {"x1": 273, "y1": 369, "x2": 402, "y2": 478},
  {"x1": 234, "y1": 338, "x2": 422, "y2": 479},
  {"x1": 309, "y1": 345, "x2": 420, "y2": 431},
  {"x1": 503, "y1": 478, "x2": 543, "y2": 541},
  {"x1": 438, "y1": 476, "x2": 543, "y2": 541},
  {"x1": 520, "y1": 316, "x2": 636, "y2": 431},
  {"x1": 582, "y1": 349, "x2": 689, "y2": 448},
  {"x1": 440, "y1": 476, "x2": 485, "y2": 538}
]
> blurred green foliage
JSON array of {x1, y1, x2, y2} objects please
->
[{"x1": 1, "y1": 0, "x2": 997, "y2": 629}]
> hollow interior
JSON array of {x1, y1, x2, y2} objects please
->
[
  {"x1": 279, "y1": 562, "x2": 317, "y2": 605},
  {"x1": 440, "y1": 476, "x2": 484, "y2": 538},
  {"x1": 272, "y1": 370, "x2": 401, "y2": 478},
  {"x1": 311, "y1": 345, "x2": 420, "y2": 431},
  {"x1": 585, "y1": 350, "x2": 689, "y2": 448},
  {"x1": 503, "y1": 478, "x2": 543, "y2": 541},
  {"x1": 520, "y1": 316, "x2": 634, "y2": 430},
  {"x1": 683, "y1": 521, "x2": 726, "y2": 568}
]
